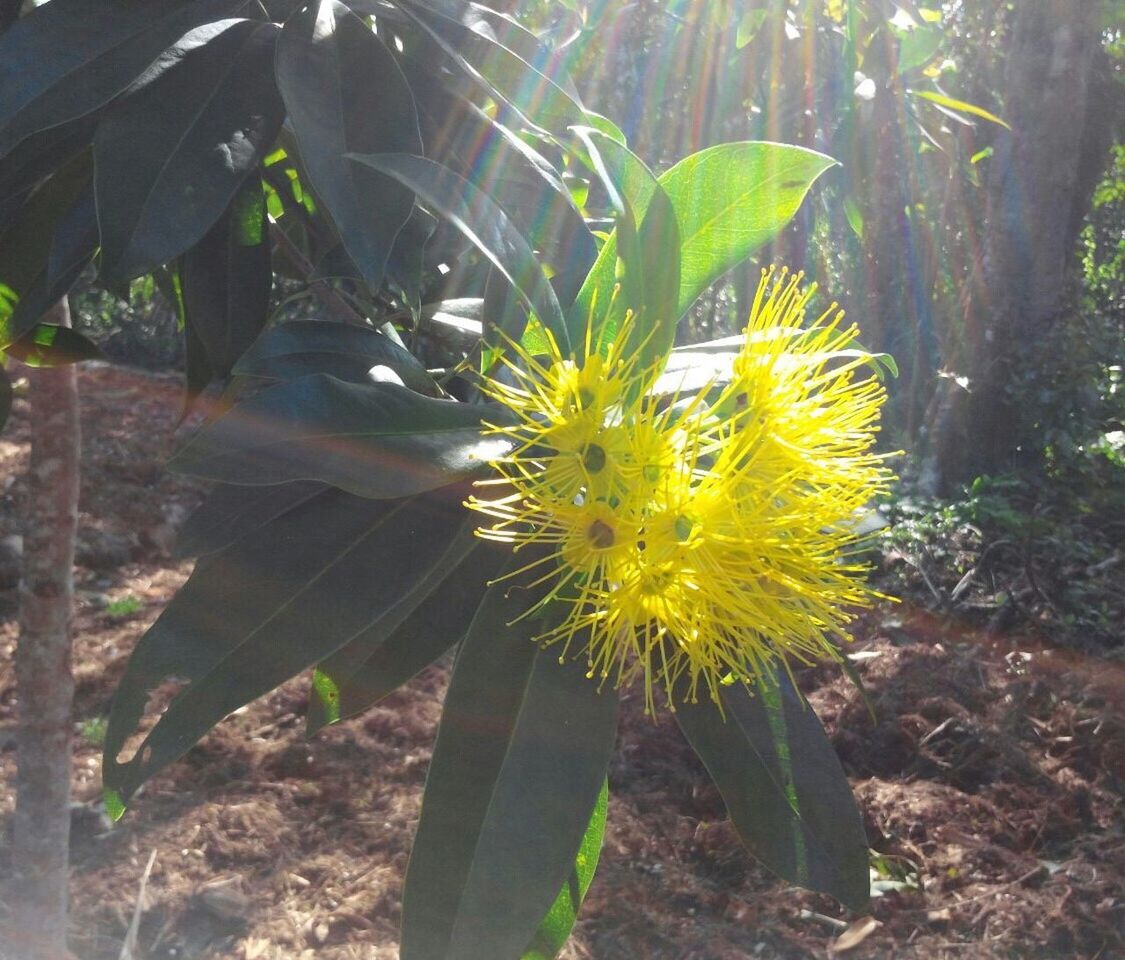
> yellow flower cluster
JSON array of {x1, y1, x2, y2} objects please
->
[{"x1": 468, "y1": 267, "x2": 894, "y2": 712}]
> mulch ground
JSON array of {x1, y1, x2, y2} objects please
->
[{"x1": 1, "y1": 363, "x2": 1122, "y2": 960}]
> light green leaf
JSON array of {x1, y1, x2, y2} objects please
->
[
  {"x1": 910, "y1": 89, "x2": 1010, "y2": 129},
  {"x1": 568, "y1": 142, "x2": 836, "y2": 354},
  {"x1": 893, "y1": 24, "x2": 943, "y2": 73},
  {"x1": 736, "y1": 9, "x2": 769, "y2": 49},
  {"x1": 522, "y1": 779, "x2": 609, "y2": 960}
]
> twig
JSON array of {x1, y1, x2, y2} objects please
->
[
  {"x1": 950, "y1": 538, "x2": 1013, "y2": 603},
  {"x1": 269, "y1": 225, "x2": 368, "y2": 326},
  {"x1": 798, "y1": 909, "x2": 849, "y2": 931},
  {"x1": 118, "y1": 849, "x2": 157, "y2": 960},
  {"x1": 900, "y1": 551, "x2": 944, "y2": 604},
  {"x1": 919, "y1": 716, "x2": 957, "y2": 747}
]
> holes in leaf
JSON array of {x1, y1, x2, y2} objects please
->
[{"x1": 112, "y1": 676, "x2": 187, "y2": 766}]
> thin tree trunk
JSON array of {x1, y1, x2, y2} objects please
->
[{"x1": 10, "y1": 298, "x2": 81, "y2": 959}]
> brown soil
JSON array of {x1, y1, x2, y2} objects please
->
[{"x1": 1, "y1": 364, "x2": 1122, "y2": 960}]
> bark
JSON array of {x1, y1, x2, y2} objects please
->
[
  {"x1": 920, "y1": 1, "x2": 1114, "y2": 493},
  {"x1": 9, "y1": 298, "x2": 81, "y2": 960}
]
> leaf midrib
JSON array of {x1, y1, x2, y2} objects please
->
[{"x1": 726, "y1": 687, "x2": 851, "y2": 885}]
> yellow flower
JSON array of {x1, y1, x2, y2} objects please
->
[{"x1": 467, "y1": 266, "x2": 894, "y2": 713}]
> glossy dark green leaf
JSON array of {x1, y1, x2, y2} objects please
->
[
  {"x1": 350, "y1": 153, "x2": 569, "y2": 354},
  {"x1": 103, "y1": 485, "x2": 471, "y2": 811},
  {"x1": 522, "y1": 779, "x2": 609, "y2": 960},
  {"x1": 403, "y1": 67, "x2": 594, "y2": 306},
  {"x1": 675, "y1": 674, "x2": 870, "y2": 912},
  {"x1": 174, "y1": 479, "x2": 327, "y2": 559},
  {"x1": 6, "y1": 184, "x2": 99, "y2": 342},
  {"x1": 306, "y1": 536, "x2": 507, "y2": 733},
  {"x1": 0, "y1": 151, "x2": 91, "y2": 347},
  {"x1": 233, "y1": 318, "x2": 440, "y2": 396},
  {"x1": 458, "y1": 2, "x2": 580, "y2": 101},
  {"x1": 401, "y1": 565, "x2": 619, "y2": 960},
  {"x1": 183, "y1": 316, "x2": 215, "y2": 414},
  {"x1": 276, "y1": 0, "x2": 421, "y2": 293},
  {"x1": 95, "y1": 19, "x2": 283, "y2": 282},
  {"x1": 179, "y1": 177, "x2": 272, "y2": 383},
  {"x1": 7, "y1": 322, "x2": 102, "y2": 367},
  {"x1": 0, "y1": 365, "x2": 11, "y2": 434},
  {"x1": 169, "y1": 373, "x2": 513, "y2": 498},
  {"x1": 385, "y1": 206, "x2": 438, "y2": 316},
  {"x1": 415, "y1": 298, "x2": 485, "y2": 352},
  {"x1": 397, "y1": 0, "x2": 585, "y2": 135},
  {"x1": 45, "y1": 186, "x2": 98, "y2": 290},
  {"x1": 0, "y1": 0, "x2": 254, "y2": 159},
  {"x1": 0, "y1": 115, "x2": 95, "y2": 204}
]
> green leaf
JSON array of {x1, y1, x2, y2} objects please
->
[
  {"x1": 0, "y1": 0, "x2": 255, "y2": 159},
  {"x1": 909, "y1": 89, "x2": 1010, "y2": 129},
  {"x1": 351, "y1": 153, "x2": 570, "y2": 354},
  {"x1": 179, "y1": 176, "x2": 273, "y2": 384},
  {"x1": 675, "y1": 674, "x2": 870, "y2": 912},
  {"x1": 662, "y1": 143, "x2": 836, "y2": 320},
  {"x1": 7, "y1": 321, "x2": 102, "y2": 366},
  {"x1": 844, "y1": 195, "x2": 865, "y2": 239},
  {"x1": 0, "y1": 115, "x2": 95, "y2": 204},
  {"x1": 736, "y1": 9, "x2": 770, "y2": 49},
  {"x1": 276, "y1": 0, "x2": 422, "y2": 293},
  {"x1": 6, "y1": 323, "x2": 102, "y2": 367},
  {"x1": 893, "y1": 24, "x2": 943, "y2": 74},
  {"x1": 568, "y1": 126, "x2": 658, "y2": 222},
  {"x1": 522, "y1": 779, "x2": 609, "y2": 960},
  {"x1": 564, "y1": 129, "x2": 680, "y2": 370},
  {"x1": 6, "y1": 185, "x2": 98, "y2": 342},
  {"x1": 628, "y1": 184, "x2": 680, "y2": 376},
  {"x1": 307, "y1": 537, "x2": 506, "y2": 733},
  {"x1": 404, "y1": 67, "x2": 593, "y2": 303},
  {"x1": 0, "y1": 151, "x2": 91, "y2": 348},
  {"x1": 174, "y1": 480, "x2": 327, "y2": 559},
  {"x1": 168, "y1": 374, "x2": 514, "y2": 499},
  {"x1": 569, "y1": 143, "x2": 836, "y2": 350},
  {"x1": 103, "y1": 487, "x2": 470, "y2": 810},
  {"x1": 95, "y1": 19, "x2": 284, "y2": 282},
  {"x1": 233, "y1": 318, "x2": 440, "y2": 397},
  {"x1": 401, "y1": 563, "x2": 619, "y2": 960}
]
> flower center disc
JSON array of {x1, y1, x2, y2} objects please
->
[
  {"x1": 586, "y1": 518, "x2": 616, "y2": 549},
  {"x1": 582, "y1": 443, "x2": 607, "y2": 474}
]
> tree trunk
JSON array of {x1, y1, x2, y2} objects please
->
[
  {"x1": 9, "y1": 298, "x2": 81, "y2": 960},
  {"x1": 920, "y1": 1, "x2": 1113, "y2": 493}
]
